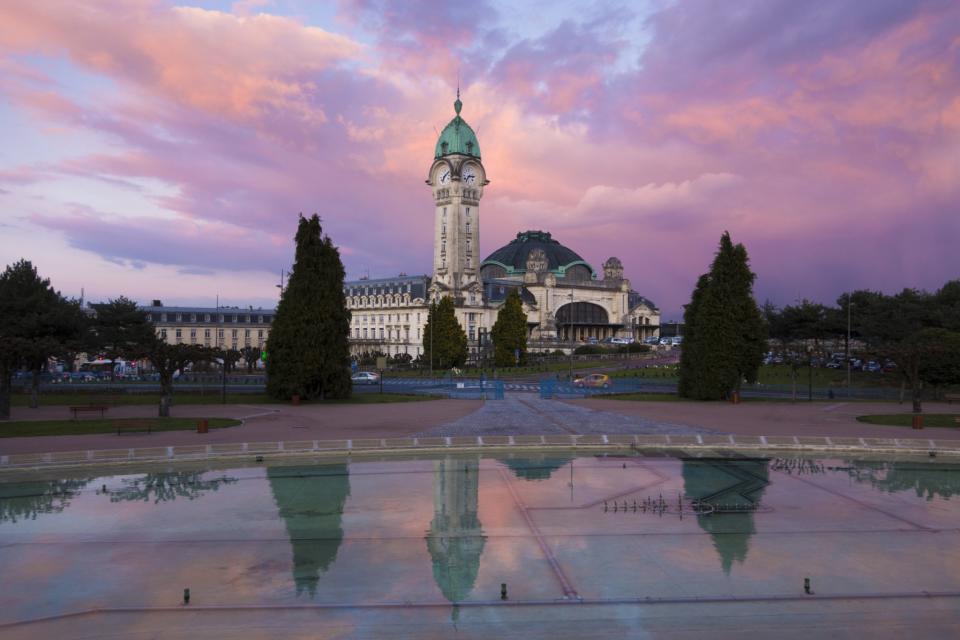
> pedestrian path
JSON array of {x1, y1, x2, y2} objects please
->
[
  {"x1": 416, "y1": 393, "x2": 715, "y2": 438},
  {"x1": 384, "y1": 378, "x2": 541, "y2": 393}
]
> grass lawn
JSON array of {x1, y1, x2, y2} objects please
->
[
  {"x1": 857, "y1": 414, "x2": 960, "y2": 428},
  {"x1": 603, "y1": 392, "x2": 807, "y2": 403},
  {"x1": 0, "y1": 417, "x2": 241, "y2": 438},
  {"x1": 10, "y1": 392, "x2": 440, "y2": 407}
]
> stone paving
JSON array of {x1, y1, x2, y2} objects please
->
[{"x1": 417, "y1": 393, "x2": 717, "y2": 437}]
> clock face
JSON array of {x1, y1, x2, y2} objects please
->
[
  {"x1": 437, "y1": 167, "x2": 451, "y2": 185},
  {"x1": 462, "y1": 166, "x2": 477, "y2": 184}
]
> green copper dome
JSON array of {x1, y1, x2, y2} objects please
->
[{"x1": 435, "y1": 95, "x2": 480, "y2": 159}]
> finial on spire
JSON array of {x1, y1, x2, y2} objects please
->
[{"x1": 455, "y1": 69, "x2": 462, "y2": 114}]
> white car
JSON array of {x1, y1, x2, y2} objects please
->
[{"x1": 351, "y1": 372, "x2": 380, "y2": 385}]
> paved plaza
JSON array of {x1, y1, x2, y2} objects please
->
[{"x1": 1, "y1": 393, "x2": 955, "y2": 457}]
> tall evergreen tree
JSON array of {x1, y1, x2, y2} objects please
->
[
  {"x1": 491, "y1": 289, "x2": 528, "y2": 366},
  {"x1": 422, "y1": 296, "x2": 468, "y2": 370},
  {"x1": 0, "y1": 260, "x2": 86, "y2": 419},
  {"x1": 679, "y1": 232, "x2": 766, "y2": 400},
  {"x1": 267, "y1": 214, "x2": 352, "y2": 400}
]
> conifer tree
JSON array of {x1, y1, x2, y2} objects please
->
[
  {"x1": 678, "y1": 232, "x2": 766, "y2": 400},
  {"x1": 267, "y1": 215, "x2": 352, "y2": 400},
  {"x1": 491, "y1": 289, "x2": 528, "y2": 366},
  {"x1": 422, "y1": 296, "x2": 467, "y2": 370}
]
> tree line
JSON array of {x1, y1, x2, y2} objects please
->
[{"x1": 678, "y1": 231, "x2": 960, "y2": 410}]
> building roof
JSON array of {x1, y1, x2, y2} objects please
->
[
  {"x1": 344, "y1": 274, "x2": 429, "y2": 299},
  {"x1": 481, "y1": 230, "x2": 594, "y2": 277},
  {"x1": 434, "y1": 95, "x2": 480, "y2": 159}
]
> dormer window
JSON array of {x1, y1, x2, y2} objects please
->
[
  {"x1": 466, "y1": 141, "x2": 473, "y2": 153},
  {"x1": 441, "y1": 142, "x2": 449, "y2": 153}
]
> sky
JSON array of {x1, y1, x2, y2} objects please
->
[{"x1": 1, "y1": 0, "x2": 958, "y2": 319}]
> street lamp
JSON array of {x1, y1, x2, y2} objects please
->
[
  {"x1": 807, "y1": 345, "x2": 813, "y2": 402},
  {"x1": 846, "y1": 295, "x2": 854, "y2": 398},
  {"x1": 567, "y1": 291, "x2": 575, "y2": 381}
]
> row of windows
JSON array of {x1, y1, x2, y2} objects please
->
[
  {"x1": 160, "y1": 329, "x2": 265, "y2": 340},
  {"x1": 346, "y1": 294, "x2": 413, "y2": 308},
  {"x1": 151, "y1": 312, "x2": 272, "y2": 324},
  {"x1": 344, "y1": 282, "x2": 419, "y2": 297},
  {"x1": 353, "y1": 313, "x2": 420, "y2": 325}
]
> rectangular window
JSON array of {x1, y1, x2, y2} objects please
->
[
  {"x1": 363, "y1": 328, "x2": 368, "y2": 338},
  {"x1": 160, "y1": 329, "x2": 167, "y2": 340},
  {"x1": 465, "y1": 207, "x2": 470, "y2": 216},
  {"x1": 205, "y1": 329, "x2": 211, "y2": 338},
  {"x1": 258, "y1": 330, "x2": 263, "y2": 338},
  {"x1": 190, "y1": 329, "x2": 196, "y2": 338},
  {"x1": 205, "y1": 314, "x2": 211, "y2": 322},
  {"x1": 160, "y1": 313, "x2": 167, "y2": 322},
  {"x1": 175, "y1": 329, "x2": 182, "y2": 338},
  {"x1": 232, "y1": 329, "x2": 238, "y2": 338},
  {"x1": 190, "y1": 314, "x2": 196, "y2": 323},
  {"x1": 218, "y1": 329, "x2": 224, "y2": 339},
  {"x1": 379, "y1": 328, "x2": 384, "y2": 339},
  {"x1": 245, "y1": 329, "x2": 250, "y2": 337}
]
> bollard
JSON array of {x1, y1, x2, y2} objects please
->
[
  {"x1": 501, "y1": 583, "x2": 508, "y2": 600},
  {"x1": 197, "y1": 419, "x2": 209, "y2": 434},
  {"x1": 912, "y1": 414, "x2": 924, "y2": 430},
  {"x1": 803, "y1": 578, "x2": 811, "y2": 595},
  {"x1": 183, "y1": 588, "x2": 190, "y2": 604}
]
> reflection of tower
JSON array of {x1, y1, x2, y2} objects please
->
[
  {"x1": 681, "y1": 458, "x2": 769, "y2": 575},
  {"x1": 268, "y1": 464, "x2": 351, "y2": 597},
  {"x1": 425, "y1": 456, "x2": 486, "y2": 602}
]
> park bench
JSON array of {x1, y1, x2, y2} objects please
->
[
  {"x1": 115, "y1": 420, "x2": 153, "y2": 435},
  {"x1": 944, "y1": 393, "x2": 960, "y2": 404},
  {"x1": 68, "y1": 405, "x2": 109, "y2": 420}
]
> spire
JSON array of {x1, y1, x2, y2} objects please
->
[{"x1": 454, "y1": 90, "x2": 462, "y2": 116}]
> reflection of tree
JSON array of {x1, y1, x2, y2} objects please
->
[
  {"x1": 0, "y1": 478, "x2": 91, "y2": 523},
  {"x1": 109, "y1": 472, "x2": 237, "y2": 503},
  {"x1": 498, "y1": 455, "x2": 572, "y2": 481},
  {"x1": 681, "y1": 458, "x2": 769, "y2": 575},
  {"x1": 846, "y1": 461, "x2": 960, "y2": 501},
  {"x1": 426, "y1": 456, "x2": 486, "y2": 602},
  {"x1": 268, "y1": 465, "x2": 351, "y2": 597}
]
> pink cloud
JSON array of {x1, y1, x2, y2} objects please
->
[{"x1": 0, "y1": 0, "x2": 958, "y2": 317}]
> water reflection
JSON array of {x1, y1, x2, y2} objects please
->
[
  {"x1": 498, "y1": 454, "x2": 573, "y2": 481},
  {"x1": 845, "y1": 460, "x2": 960, "y2": 501},
  {"x1": 268, "y1": 465, "x2": 351, "y2": 597},
  {"x1": 681, "y1": 458, "x2": 769, "y2": 574},
  {"x1": 108, "y1": 472, "x2": 237, "y2": 503},
  {"x1": 426, "y1": 456, "x2": 486, "y2": 603},
  {"x1": 0, "y1": 478, "x2": 91, "y2": 523}
]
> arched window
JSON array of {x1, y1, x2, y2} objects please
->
[{"x1": 556, "y1": 302, "x2": 609, "y2": 325}]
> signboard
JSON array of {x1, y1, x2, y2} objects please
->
[{"x1": 376, "y1": 356, "x2": 387, "y2": 371}]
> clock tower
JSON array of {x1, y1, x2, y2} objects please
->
[{"x1": 427, "y1": 92, "x2": 487, "y2": 304}]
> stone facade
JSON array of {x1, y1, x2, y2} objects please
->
[{"x1": 343, "y1": 96, "x2": 660, "y2": 361}]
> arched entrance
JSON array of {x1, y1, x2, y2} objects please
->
[{"x1": 555, "y1": 302, "x2": 618, "y2": 341}]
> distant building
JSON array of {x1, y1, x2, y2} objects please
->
[
  {"x1": 343, "y1": 94, "x2": 660, "y2": 360},
  {"x1": 143, "y1": 301, "x2": 275, "y2": 351}
]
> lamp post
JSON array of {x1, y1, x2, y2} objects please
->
[
  {"x1": 429, "y1": 301, "x2": 434, "y2": 380},
  {"x1": 807, "y1": 345, "x2": 813, "y2": 402},
  {"x1": 216, "y1": 295, "x2": 226, "y2": 405},
  {"x1": 846, "y1": 295, "x2": 854, "y2": 399},
  {"x1": 567, "y1": 291, "x2": 575, "y2": 381}
]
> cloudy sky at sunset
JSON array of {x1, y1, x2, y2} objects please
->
[{"x1": 1, "y1": 0, "x2": 958, "y2": 317}]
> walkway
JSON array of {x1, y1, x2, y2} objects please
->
[{"x1": 418, "y1": 393, "x2": 715, "y2": 437}]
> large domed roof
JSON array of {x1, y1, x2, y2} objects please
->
[
  {"x1": 481, "y1": 231, "x2": 594, "y2": 277},
  {"x1": 435, "y1": 95, "x2": 480, "y2": 159}
]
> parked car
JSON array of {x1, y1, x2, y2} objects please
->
[
  {"x1": 659, "y1": 338, "x2": 672, "y2": 346},
  {"x1": 573, "y1": 373, "x2": 611, "y2": 389},
  {"x1": 671, "y1": 336, "x2": 683, "y2": 346},
  {"x1": 643, "y1": 336, "x2": 660, "y2": 345},
  {"x1": 351, "y1": 371, "x2": 380, "y2": 385}
]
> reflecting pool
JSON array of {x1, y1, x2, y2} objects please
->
[{"x1": 2, "y1": 453, "x2": 960, "y2": 638}]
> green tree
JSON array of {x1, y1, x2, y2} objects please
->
[
  {"x1": 217, "y1": 347, "x2": 242, "y2": 373},
  {"x1": 239, "y1": 345, "x2": 262, "y2": 373},
  {"x1": 267, "y1": 214, "x2": 352, "y2": 400},
  {"x1": 0, "y1": 260, "x2": 86, "y2": 418},
  {"x1": 142, "y1": 341, "x2": 210, "y2": 417},
  {"x1": 679, "y1": 232, "x2": 766, "y2": 400},
  {"x1": 897, "y1": 328, "x2": 960, "y2": 413},
  {"x1": 764, "y1": 299, "x2": 829, "y2": 401},
  {"x1": 491, "y1": 289, "x2": 527, "y2": 367},
  {"x1": 88, "y1": 296, "x2": 154, "y2": 381},
  {"x1": 422, "y1": 296, "x2": 468, "y2": 370}
]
